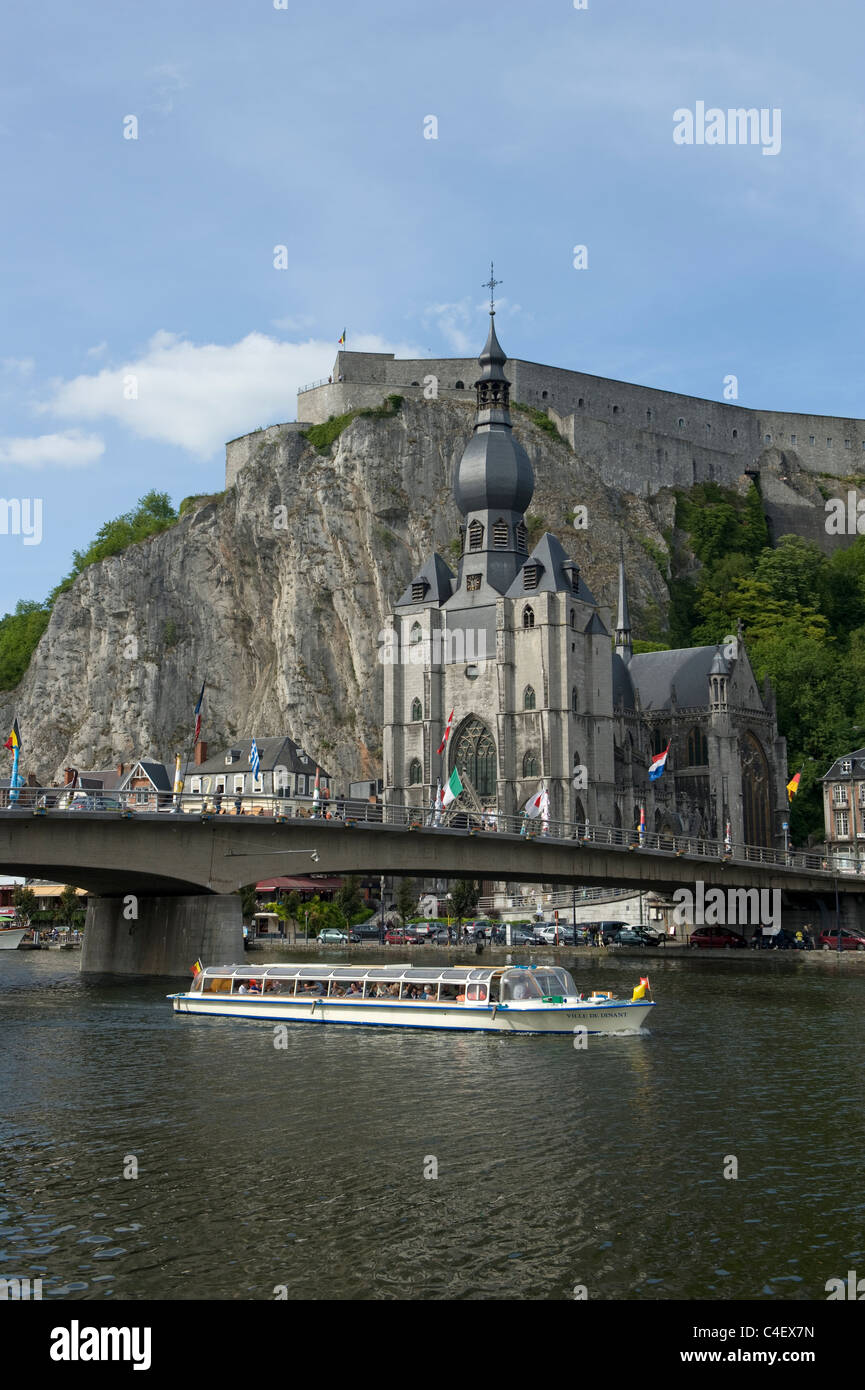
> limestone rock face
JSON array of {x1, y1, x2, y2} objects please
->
[{"x1": 2, "y1": 398, "x2": 692, "y2": 787}]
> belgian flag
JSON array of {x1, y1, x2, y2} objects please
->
[{"x1": 4, "y1": 718, "x2": 20, "y2": 752}]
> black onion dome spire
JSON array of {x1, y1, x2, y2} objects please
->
[{"x1": 454, "y1": 303, "x2": 534, "y2": 520}]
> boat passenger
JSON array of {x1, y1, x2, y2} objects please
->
[
  {"x1": 420, "y1": 985, "x2": 437, "y2": 1000},
  {"x1": 236, "y1": 983, "x2": 247, "y2": 994},
  {"x1": 248, "y1": 979, "x2": 261, "y2": 993},
  {"x1": 347, "y1": 981, "x2": 362, "y2": 996}
]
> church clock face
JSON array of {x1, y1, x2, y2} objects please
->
[{"x1": 453, "y1": 717, "x2": 497, "y2": 800}]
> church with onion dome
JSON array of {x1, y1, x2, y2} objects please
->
[{"x1": 382, "y1": 302, "x2": 789, "y2": 850}]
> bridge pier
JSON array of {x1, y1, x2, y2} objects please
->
[{"x1": 81, "y1": 894, "x2": 243, "y2": 977}]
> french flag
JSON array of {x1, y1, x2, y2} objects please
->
[{"x1": 649, "y1": 742, "x2": 670, "y2": 782}]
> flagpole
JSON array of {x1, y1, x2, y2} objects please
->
[
  {"x1": 179, "y1": 678, "x2": 206, "y2": 812},
  {"x1": 9, "y1": 740, "x2": 20, "y2": 805}
]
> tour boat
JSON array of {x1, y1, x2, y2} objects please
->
[
  {"x1": 168, "y1": 963, "x2": 655, "y2": 1034},
  {"x1": 0, "y1": 924, "x2": 27, "y2": 950}
]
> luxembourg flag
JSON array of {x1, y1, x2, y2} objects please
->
[{"x1": 649, "y1": 742, "x2": 670, "y2": 782}]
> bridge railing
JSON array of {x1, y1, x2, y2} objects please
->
[{"x1": 0, "y1": 786, "x2": 849, "y2": 876}]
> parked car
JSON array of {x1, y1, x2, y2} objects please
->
[
  {"x1": 752, "y1": 927, "x2": 813, "y2": 950},
  {"x1": 432, "y1": 929, "x2": 455, "y2": 944},
  {"x1": 385, "y1": 927, "x2": 421, "y2": 945},
  {"x1": 611, "y1": 927, "x2": 663, "y2": 947},
  {"x1": 507, "y1": 927, "x2": 537, "y2": 945},
  {"x1": 353, "y1": 922, "x2": 383, "y2": 940},
  {"x1": 462, "y1": 919, "x2": 494, "y2": 939},
  {"x1": 818, "y1": 927, "x2": 865, "y2": 951},
  {"x1": 688, "y1": 926, "x2": 747, "y2": 948},
  {"x1": 533, "y1": 923, "x2": 581, "y2": 945},
  {"x1": 598, "y1": 921, "x2": 630, "y2": 945},
  {"x1": 318, "y1": 928, "x2": 349, "y2": 944}
]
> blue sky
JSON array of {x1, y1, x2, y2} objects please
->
[{"x1": 2, "y1": 0, "x2": 864, "y2": 606}]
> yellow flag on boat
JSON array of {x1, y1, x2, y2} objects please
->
[
  {"x1": 632, "y1": 976, "x2": 650, "y2": 1001},
  {"x1": 191, "y1": 959, "x2": 203, "y2": 977}
]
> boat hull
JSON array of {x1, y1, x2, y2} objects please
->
[
  {"x1": 0, "y1": 927, "x2": 26, "y2": 951},
  {"x1": 170, "y1": 993, "x2": 654, "y2": 1034}
]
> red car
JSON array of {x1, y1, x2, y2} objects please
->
[
  {"x1": 818, "y1": 928, "x2": 865, "y2": 952},
  {"x1": 385, "y1": 928, "x2": 416, "y2": 945},
  {"x1": 688, "y1": 926, "x2": 747, "y2": 949}
]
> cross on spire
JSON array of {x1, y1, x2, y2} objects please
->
[{"x1": 483, "y1": 261, "x2": 502, "y2": 314}]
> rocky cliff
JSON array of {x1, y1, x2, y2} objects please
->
[{"x1": 1, "y1": 396, "x2": 797, "y2": 787}]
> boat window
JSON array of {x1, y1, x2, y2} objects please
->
[
  {"x1": 500, "y1": 972, "x2": 543, "y2": 1001},
  {"x1": 550, "y1": 968, "x2": 577, "y2": 996},
  {"x1": 533, "y1": 971, "x2": 569, "y2": 997},
  {"x1": 202, "y1": 974, "x2": 233, "y2": 994},
  {"x1": 465, "y1": 983, "x2": 488, "y2": 1003}
]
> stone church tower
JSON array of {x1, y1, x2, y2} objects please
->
[
  {"x1": 382, "y1": 314, "x2": 789, "y2": 848},
  {"x1": 383, "y1": 308, "x2": 620, "y2": 825}
]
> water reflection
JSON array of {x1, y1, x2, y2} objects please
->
[{"x1": 1, "y1": 950, "x2": 864, "y2": 1299}]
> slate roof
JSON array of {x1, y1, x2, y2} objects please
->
[
  {"x1": 627, "y1": 645, "x2": 726, "y2": 711},
  {"x1": 612, "y1": 652, "x2": 636, "y2": 711},
  {"x1": 396, "y1": 552, "x2": 455, "y2": 608},
  {"x1": 193, "y1": 736, "x2": 331, "y2": 780},
  {"x1": 119, "y1": 760, "x2": 172, "y2": 792},
  {"x1": 504, "y1": 533, "x2": 597, "y2": 604},
  {"x1": 822, "y1": 748, "x2": 865, "y2": 782}
]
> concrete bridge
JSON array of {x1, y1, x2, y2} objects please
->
[{"x1": 0, "y1": 800, "x2": 860, "y2": 975}]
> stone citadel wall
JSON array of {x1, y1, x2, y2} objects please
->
[{"x1": 285, "y1": 350, "x2": 865, "y2": 501}]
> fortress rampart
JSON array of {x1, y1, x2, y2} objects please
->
[{"x1": 224, "y1": 351, "x2": 865, "y2": 552}]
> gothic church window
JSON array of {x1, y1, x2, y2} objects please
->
[
  {"x1": 570, "y1": 609, "x2": 576, "y2": 629},
  {"x1": 571, "y1": 686, "x2": 578, "y2": 713},
  {"x1": 455, "y1": 380, "x2": 464, "y2": 390},
  {"x1": 687, "y1": 726, "x2": 709, "y2": 766},
  {"x1": 523, "y1": 750, "x2": 539, "y2": 777},
  {"x1": 468, "y1": 520, "x2": 484, "y2": 551},
  {"x1": 408, "y1": 759, "x2": 422, "y2": 785},
  {"x1": 409, "y1": 621, "x2": 422, "y2": 645},
  {"x1": 493, "y1": 518, "x2": 509, "y2": 548},
  {"x1": 515, "y1": 522, "x2": 528, "y2": 553},
  {"x1": 453, "y1": 717, "x2": 497, "y2": 799},
  {"x1": 523, "y1": 686, "x2": 536, "y2": 710},
  {"x1": 410, "y1": 698, "x2": 422, "y2": 722},
  {"x1": 651, "y1": 728, "x2": 668, "y2": 756},
  {"x1": 522, "y1": 606, "x2": 535, "y2": 629}
]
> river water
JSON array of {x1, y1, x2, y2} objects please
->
[{"x1": 1, "y1": 949, "x2": 863, "y2": 1301}]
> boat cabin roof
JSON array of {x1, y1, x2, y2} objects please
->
[{"x1": 198, "y1": 962, "x2": 507, "y2": 984}]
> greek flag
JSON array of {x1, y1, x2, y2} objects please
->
[{"x1": 250, "y1": 738, "x2": 261, "y2": 783}]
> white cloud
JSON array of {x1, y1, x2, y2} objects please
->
[
  {"x1": 41, "y1": 329, "x2": 426, "y2": 459},
  {"x1": 2, "y1": 358, "x2": 35, "y2": 377},
  {"x1": 0, "y1": 431, "x2": 105, "y2": 469},
  {"x1": 149, "y1": 63, "x2": 188, "y2": 116},
  {"x1": 85, "y1": 341, "x2": 108, "y2": 359},
  {"x1": 423, "y1": 296, "x2": 523, "y2": 354}
]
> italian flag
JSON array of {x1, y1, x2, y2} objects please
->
[{"x1": 441, "y1": 767, "x2": 463, "y2": 807}]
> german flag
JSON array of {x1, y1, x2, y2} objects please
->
[
  {"x1": 4, "y1": 718, "x2": 20, "y2": 752},
  {"x1": 337, "y1": 328, "x2": 346, "y2": 345}
]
